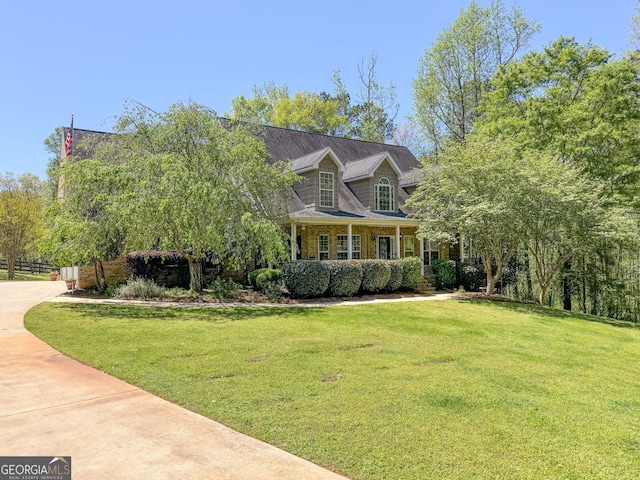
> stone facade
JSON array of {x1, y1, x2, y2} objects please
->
[{"x1": 78, "y1": 258, "x2": 128, "y2": 289}]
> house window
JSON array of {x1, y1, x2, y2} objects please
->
[
  {"x1": 424, "y1": 241, "x2": 440, "y2": 266},
  {"x1": 318, "y1": 234, "x2": 329, "y2": 260},
  {"x1": 319, "y1": 172, "x2": 334, "y2": 208},
  {"x1": 403, "y1": 235, "x2": 415, "y2": 257},
  {"x1": 375, "y1": 177, "x2": 395, "y2": 211},
  {"x1": 337, "y1": 235, "x2": 361, "y2": 260}
]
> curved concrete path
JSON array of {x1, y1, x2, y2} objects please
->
[{"x1": 0, "y1": 281, "x2": 348, "y2": 480}]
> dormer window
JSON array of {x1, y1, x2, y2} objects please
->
[
  {"x1": 375, "y1": 177, "x2": 395, "y2": 211},
  {"x1": 319, "y1": 171, "x2": 334, "y2": 208}
]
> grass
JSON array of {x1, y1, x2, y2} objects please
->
[
  {"x1": 25, "y1": 299, "x2": 640, "y2": 480},
  {"x1": 0, "y1": 269, "x2": 51, "y2": 281}
]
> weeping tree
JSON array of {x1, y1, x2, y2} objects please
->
[
  {"x1": 41, "y1": 155, "x2": 125, "y2": 292},
  {"x1": 87, "y1": 101, "x2": 297, "y2": 293}
]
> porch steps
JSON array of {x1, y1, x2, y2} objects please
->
[{"x1": 419, "y1": 267, "x2": 437, "y2": 294}]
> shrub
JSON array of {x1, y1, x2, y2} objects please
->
[
  {"x1": 400, "y1": 257, "x2": 422, "y2": 291},
  {"x1": 255, "y1": 269, "x2": 281, "y2": 291},
  {"x1": 459, "y1": 262, "x2": 484, "y2": 292},
  {"x1": 386, "y1": 261, "x2": 403, "y2": 292},
  {"x1": 327, "y1": 261, "x2": 363, "y2": 297},
  {"x1": 260, "y1": 281, "x2": 284, "y2": 302},
  {"x1": 281, "y1": 261, "x2": 330, "y2": 298},
  {"x1": 125, "y1": 251, "x2": 222, "y2": 289},
  {"x1": 105, "y1": 279, "x2": 128, "y2": 297},
  {"x1": 114, "y1": 278, "x2": 167, "y2": 299},
  {"x1": 361, "y1": 260, "x2": 391, "y2": 293},
  {"x1": 432, "y1": 258, "x2": 457, "y2": 290},
  {"x1": 208, "y1": 278, "x2": 240, "y2": 300},
  {"x1": 249, "y1": 267, "x2": 273, "y2": 288}
]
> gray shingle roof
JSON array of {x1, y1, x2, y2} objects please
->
[
  {"x1": 260, "y1": 125, "x2": 419, "y2": 173},
  {"x1": 399, "y1": 169, "x2": 423, "y2": 187}
]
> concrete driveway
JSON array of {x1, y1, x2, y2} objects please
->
[{"x1": 0, "y1": 281, "x2": 348, "y2": 479}]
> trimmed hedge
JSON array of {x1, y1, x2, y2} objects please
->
[
  {"x1": 433, "y1": 258, "x2": 457, "y2": 290},
  {"x1": 399, "y1": 257, "x2": 422, "y2": 291},
  {"x1": 327, "y1": 261, "x2": 363, "y2": 297},
  {"x1": 386, "y1": 261, "x2": 403, "y2": 292},
  {"x1": 249, "y1": 267, "x2": 273, "y2": 288},
  {"x1": 281, "y1": 261, "x2": 330, "y2": 298},
  {"x1": 361, "y1": 260, "x2": 391, "y2": 293},
  {"x1": 255, "y1": 269, "x2": 281, "y2": 292},
  {"x1": 126, "y1": 251, "x2": 221, "y2": 289}
]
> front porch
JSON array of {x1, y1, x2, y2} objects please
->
[{"x1": 286, "y1": 220, "x2": 449, "y2": 277}]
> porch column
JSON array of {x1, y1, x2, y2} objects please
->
[
  {"x1": 347, "y1": 223, "x2": 353, "y2": 260},
  {"x1": 291, "y1": 223, "x2": 297, "y2": 261},
  {"x1": 419, "y1": 237, "x2": 425, "y2": 276},
  {"x1": 395, "y1": 225, "x2": 401, "y2": 259},
  {"x1": 460, "y1": 234, "x2": 466, "y2": 261}
]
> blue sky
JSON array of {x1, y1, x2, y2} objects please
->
[{"x1": 0, "y1": 0, "x2": 637, "y2": 178}]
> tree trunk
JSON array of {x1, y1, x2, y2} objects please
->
[
  {"x1": 562, "y1": 259, "x2": 572, "y2": 311},
  {"x1": 188, "y1": 258, "x2": 203, "y2": 293},
  {"x1": 94, "y1": 260, "x2": 107, "y2": 293},
  {"x1": 7, "y1": 253, "x2": 16, "y2": 280},
  {"x1": 523, "y1": 250, "x2": 533, "y2": 300},
  {"x1": 539, "y1": 283, "x2": 548, "y2": 306}
]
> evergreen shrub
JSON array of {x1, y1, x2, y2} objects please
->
[
  {"x1": 433, "y1": 258, "x2": 457, "y2": 290},
  {"x1": 400, "y1": 257, "x2": 422, "y2": 291},
  {"x1": 459, "y1": 262, "x2": 484, "y2": 292},
  {"x1": 255, "y1": 269, "x2": 281, "y2": 292},
  {"x1": 386, "y1": 261, "x2": 404, "y2": 292},
  {"x1": 249, "y1": 267, "x2": 273, "y2": 288},
  {"x1": 361, "y1": 260, "x2": 391, "y2": 293},
  {"x1": 327, "y1": 260, "x2": 363, "y2": 297},
  {"x1": 281, "y1": 261, "x2": 330, "y2": 298}
]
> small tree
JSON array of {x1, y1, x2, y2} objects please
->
[{"x1": 0, "y1": 173, "x2": 44, "y2": 279}]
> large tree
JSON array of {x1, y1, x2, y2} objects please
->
[
  {"x1": 407, "y1": 136, "x2": 522, "y2": 294},
  {"x1": 413, "y1": 0, "x2": 539, "y2": 156},
  {"x1": 479, "y1": 37, "x2": 640, "y2": 202},
  {"x1": 0, "y1": 173, "x2": 44, "y2": 279},
  {"x1": 332, "y1": 53, "x2": 399, "y2": 142},
  {"x1": 230, "y1": 83, "x2": 349, "y2": 136},
  {"x1": 476, "y1": 37, "x2": 640, "y2": 308},
  {"x1": 230, "y1": 54, "x2": 399, "y2": 143},
  {"x1": 511, "y1": 155, "x2": 633, "y2": 306},
  {"x1": 88, "y1": 102, "x2": 297, "y2": 292}
]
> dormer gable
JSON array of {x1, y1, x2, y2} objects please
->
[
  {"x1": 290, "y1": 147, "x2": 345, "y2": 174},
  {"x1": 342, "y1": 151, "x2": 402, "y2": 183},
  {"x1": 342, "y1": 152, "x2": 403, "y2": 213},
  {"x1": 290, "y1": 147, "x2": 344, "y2": 211}
]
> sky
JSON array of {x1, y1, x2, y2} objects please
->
[{"x1": 1, "y1": 0, "x2": 637, "y2": 179}]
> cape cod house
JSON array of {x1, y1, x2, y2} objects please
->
[
  {"x1": 60, "y1": 123, "x2": 447, "y2": 287},
  {"x1": 258, "y1": 125, "x2": 444, "y2": 271}
]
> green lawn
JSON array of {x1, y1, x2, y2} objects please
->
[
  {"x1": 0, "y1": 269, "x2": 51, "y2": 281},
  {"x1": 25, "y1": 300, "x2": 640, "y2": 480}
]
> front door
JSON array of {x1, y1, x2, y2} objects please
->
[{"x1": 377, "y1": 236, "x2": 393, "y2": 260}]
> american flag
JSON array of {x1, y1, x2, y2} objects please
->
[{"x1": 65, "y1": 116, "x2": 74, "y2": 156}]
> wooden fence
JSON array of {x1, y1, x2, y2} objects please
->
[{"x1": 0, "y1": 259, "x2": 55, "y2": 274}]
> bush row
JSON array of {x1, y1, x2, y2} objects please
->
[{"x1": 281, "y1": 257, "x2": 422, "y2": 298}]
